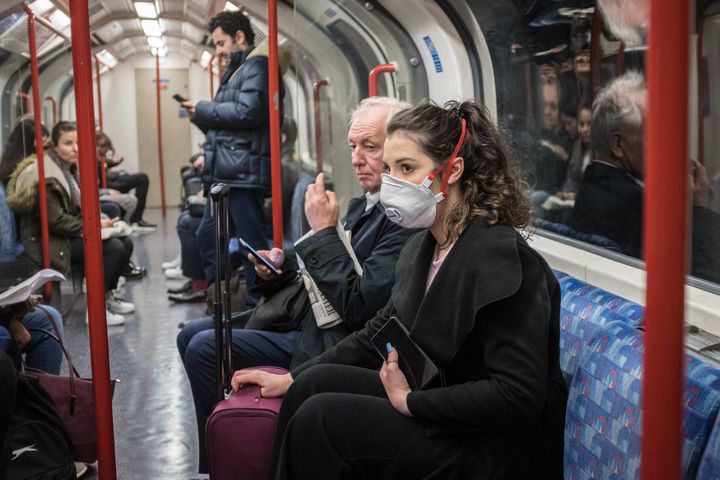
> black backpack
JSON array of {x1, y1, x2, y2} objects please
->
[{"x1": 1, "y1": 374, "x2": 76, "y2": 480}]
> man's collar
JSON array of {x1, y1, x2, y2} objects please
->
[{"x1": 365, "y1": 190, "x2": 380, "y2": 212}]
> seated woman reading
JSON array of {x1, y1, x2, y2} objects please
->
[{"x1": 233, "y1": 100, "x2": 568, "y2": 479}]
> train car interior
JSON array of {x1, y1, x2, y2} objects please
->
[{"x1": 1, "y1": 0, "x2": 720, "y2": 478}]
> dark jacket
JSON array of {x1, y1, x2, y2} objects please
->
[
  {"x1": 289, "y1": 196, "x2": 418, "y2": 368},
  {"x1": 6, "y1": 155, "x2": 82, "y2": 274},
  {"x1": 293, "y1": 218, "x2": 567, "y2": 479},
  {"x1": 194, "y1": 46, "x2": 270, "y2": 191},
  {"x1": 571, "y1": 161, "x2": 643, "y2": 258}
]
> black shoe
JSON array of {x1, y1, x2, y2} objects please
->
[
  {"x1": 122, "y1": 262, "x2": 147, "y2": 280},
  {"x1": 167, "y1": 280, "x2": 191, "y2": 294},
  {"x1": 168, "y1": 290, "x2": 206, "y2": 303},
  {"x1": 135, "y1": 219, "x2": 157, "y2": 228}
]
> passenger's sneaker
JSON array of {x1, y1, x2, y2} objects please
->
[
  {"x1": 131, "y1": 221, "x2": 157, "y2": 233},
  {"x1": 86, "y1": 309, "x2": 125, "y2": 326},
  {"x1": 107, "y1": 296, "x2": 135, "y2": 314},
  {"x1": 162, "y1": 254, "x2": 181, "y2": 270},
  {"x1": 164, "y1": 266, "x2": 187, "y2": 280},
  {"x1": 74, "y1": 462, "x2": 88, "y2": 478}
]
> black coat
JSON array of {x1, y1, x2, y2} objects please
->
[
  {"x1": 289, "y1": 196, "x2": 418, "y2": 368},
  {"x1": 571, "y1": 161, "x2": 644, "y2": 258},
  {"x1": 293, "y1": 217, "x2": 567, "y2": 479}
]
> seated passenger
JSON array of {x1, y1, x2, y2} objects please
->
[
  {"x1": 96, "y1": 131, "x2": 156, "y2": 230},
  {"x1": 0, "y1": 295, "x2": 64, "y2": 374},
  {"x1": 571, "y1": 72, "x2": 645, "y2": 257},
  {"x1": 177, "y1": 97, "x2": 415, "y2": 473},
  {"x1": 6, "y1": 121, "x2": 136, "y2": 326},
  {"x1": 233, "y1": 100, "x2": 567, "y2": 479}
]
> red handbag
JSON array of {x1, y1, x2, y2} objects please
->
[{"x1": 24, "y1": 305, "x2": 117, "y2": 463}]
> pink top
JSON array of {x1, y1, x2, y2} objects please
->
[{"x1": 425, "y1": 242, "x2": 455, "y2": 292}]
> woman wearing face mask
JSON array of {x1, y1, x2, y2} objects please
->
[
  {"x1": 6, "y1": 121, "x2": 135, "y2": 326},
  {"x1": 232, "y1": 101, "x2": 567, "y2": 479}
]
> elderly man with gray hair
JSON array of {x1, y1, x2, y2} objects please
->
[{"x1": 570, "y1": 71, "x2": 647, "y2": 257}]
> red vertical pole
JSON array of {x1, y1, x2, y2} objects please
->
[
  {"x1": 155, "y1": 54, "x2": 167, "y2": 216},
  {"x1": 642, "y1": 0, "x2": 690, "y2": 478},
  {"x1": 268, "y1": 0, "x2": 283, "y2": 248},
  {"x1": 68, "y1": 1, "x2": 117, "y2": 479},
  {"x1": 45, "y1": 97, "x2": 57, "y2": 125},
  {"x1": 313, "y1": 80, "x2": 329, "y2": 175},
  {"x1": 209, "y1": 55, "x2": 215, "y2": 101},
  {"x1": 24, "y1": 7, "x2": 52, "y2": 300},
  {"x1": 615, "y1": 42, "x2": 626, "y2": 75},
  {"x1": 368, "y1": 63, "x2": 396, "y2": 98},
  {"x1": 95, "y1": 56, "x2": 107, "y2": 188}
]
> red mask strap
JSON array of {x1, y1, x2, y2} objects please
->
[{"x1": 426, "y1": 118, "x2": 467, "y2": 197}]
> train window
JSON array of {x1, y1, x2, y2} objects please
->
[{"x1": 468, "y1": 1, "x2": 720, "y2": 288}]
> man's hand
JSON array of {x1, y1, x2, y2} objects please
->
[
  {"x1": 304, "y1": 173, "x2": 339, "y2": 231},
  {"x1": 231, "y1": 370, "x2": 293, "y2": 398},
  {"x1": 107, "y1": 189, "x2": 121, "y2": 196},
  {"x1": 380, "y1": 345, "x2": 413, "y2": 416},
  {"x1": 181, "y1": 100, "x2": 197, "y2": 117},
  {"x1": 249, "y1": 248, "x2": 284, "y2": 280},
  {"x1": 192, "y1": 155, "x2": 205, "y2": 169},
  {"x1": 691, "y1": 159, "x2": 711, "y2": 208}
]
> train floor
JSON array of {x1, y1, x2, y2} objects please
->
[{"x1": 60, "y1": 207, "x2": 209, "y2": 479}]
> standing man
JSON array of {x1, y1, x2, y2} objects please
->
[{"x1": 182, "y1": 10, "x2": 270, "y2": 306}]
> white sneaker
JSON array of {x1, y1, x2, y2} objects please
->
[
  {"x1": 107, "y1": 296, "x2": 135, "y2": 314},
  {"x1": 131, "y1": 223, "x2": 157, "y2": 233},
  {"x1": 74, "y1": 462, "x2": 88, "y2": 478},
  {"x1": 86, "y1": 309, "x2": 125, "y2": 326},
  {"x1": 162, "y1": 254, "x2": 181, "y2": 270},
  {"x1": 113, "y1": 275, "x2": 126, "y2": 294},
  {"x1": 164, "y1": 266, "x2": 187, "y2": 280}
]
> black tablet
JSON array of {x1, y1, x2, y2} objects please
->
[{"x1": 370, "y1": 317, "x2": 439, "y2": 390}]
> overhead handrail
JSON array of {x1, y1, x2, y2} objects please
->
[
  {"x1": 95, "y1": 56, "x2": 107, "y2": 188},
  {"x1": 268, "y1": 0, "x2": 283, "y2": 248},
  {"x1": 368, "y1": 63, "x2": 396, "y2": 98},
  {"x1": 45, "y1": 96, "x2": 57, "y2": 125},
  {"x1": 155, "y1": 53, "x2": 167, "y2": 216},
  {"x1": 68, "y1": 1, "x2": 118, "y2": 478},
  {"x1": 642, "y1": 0, "x2": 690, "y2": 478},
  {"x1": 312, "y1": 79, "x2": 329, "y2": 175},
  {"x1": 16, "y1": 92, "x2": 31, "y2": 113},
  {"x1": 23, "y1": 6, "x2": 52, "y2": 300}
]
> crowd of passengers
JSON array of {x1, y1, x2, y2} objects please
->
[{"x1": 2, "y1": 1, "x2": 719, "y2": 478}]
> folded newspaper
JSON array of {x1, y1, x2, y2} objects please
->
[
  {"x1": 0, "y1": 269, "x2": 65, "y2": 307},
  {"x1": 295, "y1": 220, "x2": 362, "y2": 329}
]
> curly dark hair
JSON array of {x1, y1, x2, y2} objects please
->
[
  {"x1": 208, "y1": 11, "x2": 255, "y2": 46},
  {"x1": 0, "y1": 118, "x2": 49, "y2": 185},
  {"x1": 386, "y1": 100, "x2": 531, "y2": 241}
]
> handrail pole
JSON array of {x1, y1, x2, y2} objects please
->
[
  {"x1": 312, "y1": 79, "x2": 329, "y2": 175},
  {"x1": 24, "y1": 7, "x2": 52, "y2": 300},
  {"x1": 268, "y1": 0, "x2": 283, "y2": 248},
  {"x1": 68, "y1": 1, "x2": 117, "y2": 478},
  {"x1": 642, "y1": 0, "x2": 690, "y2": 478},
  {"x1": 155, "y1": 53, "x2": 167, "y2": 216},
  {"x1": 209, "y1": 54, "x2": 215, "y2": 100},
  {"x1": 368, "y1": 63, "x2": 396, "y2": 98},
  {"x1": 590, "y1": 8, "x2": 603, "y2": 97},
  {"x1": 95, "y1": 57, "x2": 107, "y2": 188},
  {"x1": 45, "y1": 96, "x2": 57, "y2": 125}
]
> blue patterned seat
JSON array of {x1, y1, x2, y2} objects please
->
[
  {"x1": 558, "y1": 288, "x2": 643, "y2": 384},
  {"x1": 558, "y1": 275, "x2": 644, "y2": 324},
  {"x1": 697, "y1": 410, "x2": 720, "y2": 478},
  {"x1": 564, "y1": 322, "x2": 720, "y2": 480}
]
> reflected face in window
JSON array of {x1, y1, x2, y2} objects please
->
[
  {"x1": 575, "y1": 51, "x2": 590, "y2": 73},
  {"x1": 578, "y1": 108, "x2": 592, "y2": 145},
  {"x1": 54, "y1": 131, "x2": 78, "y2": 165},
  {"x1": 348, "y1": 107, "x2": 389, "y2": 193},
  {"x1": 542, "y1": 83, "x2": 560, "y2": 131},
  {"x1": 211, "y1": 27, "x2": 243, "y2": 59},
  {"x1": 561, "y1": 113, "x2": 579, "y2": 139},
  {"x1": 96, "y1": 137, "x2": 111, "y2": 159}
]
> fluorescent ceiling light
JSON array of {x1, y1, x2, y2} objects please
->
[
  {"x1": 200, "y1": 50, "x2": 213, "y2": 68},
  {"x1": 134, "y1": 2, "x2": 158, "y2": 19},
  {"x1": 151, "y1": 46, "x2": 167, "y2": 57},
  {"x1": 147, "y1": 36, "x2": 164, "y2": 48},
  {"x1": 141, "y1": 19, "x2": 162, "y2": 37},
  {"x1": 224, "y1": 2, "x2": 239, "y2": 11},
  {"x1": 97, "y1": 49, "x2": 118, "y2": 68},
  {"x1": 28, "y1": 0, "x2": 54, "y2": 15},
  {"x1": 49, "y1": 10, "x2": 71, "y2": 29}
]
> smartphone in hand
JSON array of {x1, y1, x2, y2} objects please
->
[
  {"x1": 239, "y1": 238, "x2": 281, "y2": 275},
  {"x1": 173, "y1": 93, "x2": 189, "y2": 103}
]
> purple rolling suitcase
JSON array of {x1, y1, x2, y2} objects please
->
[
  {"x1": 206, "y1": 366, "x2": 287, "y2": 480},
  {"x1": 205, "y1": 184, "x2": 286, "y2": 480}
]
